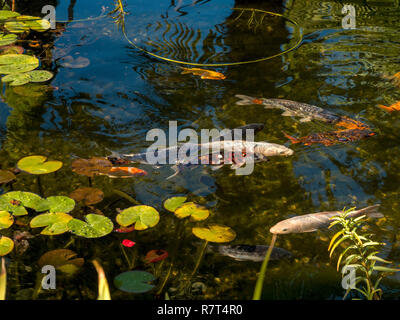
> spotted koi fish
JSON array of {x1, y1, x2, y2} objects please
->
[
  {"x1": 378, "y1": 101, "x2": 400, "y2": 112},
  {"x1": 283, "y1": 129, "x2": 376, "y2": 146}
]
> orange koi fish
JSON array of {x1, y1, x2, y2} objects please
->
[
  {"x1": 335, "y1": 116, "x2": 370, "y2": 130},
  {"x1": 181, "y1": 67, "x2": 226, "y2": 80},
  {"x1": 378, "y1": 101, "x2": 400, "y2": 112},
  {"x1": 99, "y1": 166, "x2": 147, "y2": 178}
]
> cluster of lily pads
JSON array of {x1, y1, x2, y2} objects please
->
[{"x1": 0, "y1": 10, "x2": 53, "y2": 86}]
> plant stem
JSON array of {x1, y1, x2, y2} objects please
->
[
  {"x1": 37, "y1": 175, "x2": 43, "y2": 197},
  {"x1": 0, "y1": 258, "x2": 6, "y2": 300},
  {"x1": 190, "y1": 240, "x2": 209, "y2": 279},
  {"x1": 112, "y1": 188, "x2": 140, "y2": 205},
  {"x1": 156, "y1": 262, "x2": 173, "y2": 295},
  {"x1": 253, "y1": 233, "x2": 277, "y2": 300}
]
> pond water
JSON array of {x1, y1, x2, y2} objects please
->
[{"x1": 1, "y1": 0, "x2": 400, "y2": 300}]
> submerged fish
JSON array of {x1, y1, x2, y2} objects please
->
[
  {"x1": 378, "y1": 101, "x2": 400, "y2": 112},
  {"x1": 270, "y1": 205, "x2": 383, "y2": 234},
  {"x1": 211, "y1": 244, "x2": 293, "y2": 262},
  {"x1": 283, "y1": 129, "x2": 376, "y2": 146},
  {"x1": 181, "y1": 67, "x2": 226, "y2": 80},
  {"x1": 335, "y1": 117, "x2": 371, "y2": 130},
  {"x1": 235, "y1": 94, "x2": 341, "y2": 124}
]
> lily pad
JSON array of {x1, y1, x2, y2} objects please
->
[
  {"x1": 68, "y1": 214, "x2": 113, "y2": 238},
  {"x1": 0, "y1": 45, "x2": 24, "y2": 55},
  {"x1": 60, "y1": 56, "x2": 90, "y2": 69},
  {"x1": 17, "y1": 155, "x2": 62, "y2": 174},
  {"x1": 163, "y1": 196, "x2": 187, "y2": 212},
  {"x1": 30, "y1": 212, "x2": 73, "y2": 235},
  {"x1": 0, "y1": 34, "x2": 18, "y2": 46},
  {"x1": 27, "y1": 70, "x2": 53, "y2": 82},
  {"x1": 21, "y1": 16, "x2": 51, "y2": 32},
  {"x1": 144, "y1": 250, "x2": 168, "y2": 264},
  {"x1": 0, "y1": 211, "x2": 13, "y2": 230},
  {"x1": 2, "y1": 72, "x2": 31, "y2": 86},
  {"x1": 114, "y1": 271, "x2": 156, "y2": 293},
  {"x1": 38, "y1": 249, "x2": 84, "y2": 275},
  {"x1": 71, "y1": 157, "x2": 112, "y2": 177},
  {"x1": 35, "y1": 196, "x2": 75, "y2": 213},
  {"x1": 0, "y1": 10, "x2": 20, "y2": 20},
  {"x1": 0, "y1": 236, "x2": 14, "y2": 256},
  {"x1": 0, "y1": 54, "x2": 39, "y2": 74},
  {"x1": 0, "y1": 191, "x2": 44, "y2": 216},
  {"x1": 0, "y1": 169, "x2": 16, "y2": 184},
  {"x1": 192, "y1": 224, "x2": 236, "y2": 243},
  {"x1": 4, "y1": 20, "x2": 29, "y2": 33},
  {"x1": 174, "y1": 202, "x2": 210, "y2": 221},
  {"x1": 69, "y1": 187, "x2": 104, "y2": 205},
  {"x1": 116, "y1": 205, "x2": 160, "y2": 230}
]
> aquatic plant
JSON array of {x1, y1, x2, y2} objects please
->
[
  {"x1": 38, "y1": 249, "x2": 84, "y2": 276},
  {"x1": 92, "y1": 260, "x2": 111, "y2": 300},
  {"x1": 114, "y1": 270, "x2": 156, "y2": 294},
  {"x1": 116, "y1": 205, "x2": 160, "y2": 230},
  {"x1": 328, "y1": 208, "x2": 400, "y2": 300},
  {"x1": 0, "y1": 257, "x2": 6, "y2": 300}
]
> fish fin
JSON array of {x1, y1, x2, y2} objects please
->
[
  {"x1": 299, "y1": 117, "x2": 312, "y2": 122},
  {"x1": 211, "y1": 165, "x2": 224, "y2": 171},
  {"x1": 230, "y1": 163, "x2": 244, "y2": 170},
  {"x1": 235, "y1": 94, "x2": 257, "y2": 105},
  {"x1": 282, "y1": 131, "x2": 300, "y2": 144},
  {"x1": 166, "y1": 165, "x2": 180, "y2": 179},
  {"x1": 353, "y1": 204, "x2": 383, "y2": 219},
  {"x1": 282, "y1": 110, "x2": 295, "y2": 117},
  {"x1": 378, "y1": 104, "x2": 394, "y2": 112}
]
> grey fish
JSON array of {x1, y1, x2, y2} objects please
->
[
  {"x1": 211, "y1": 244, "x2": 293, "y2": 262},
  {"x1": 235, "y1": 94, "x2": 341, "y2": 124},
  {"x1": 270, "y1": 205, "x2": 383, "y2": 234}
]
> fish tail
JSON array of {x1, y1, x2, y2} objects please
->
[
  {"x1": 235, "y1": 94, "x2": 260, "y2": 105},
  {"x1": 378, "y1": 104, "x2": 394, "y2": 112},
  {"x1": 353, "y1": 204, "x2": 383, "y2": 219},
  {"x1": 282, "y1": 131, "x2": 300, "y2": 144}
]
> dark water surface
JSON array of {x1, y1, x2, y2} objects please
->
[{"x1": 1, "y1": 0, "x2": 400, "y2": 299}]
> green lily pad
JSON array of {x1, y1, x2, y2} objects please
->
[
  {"x1": 0, "y1": 191, "x2": 44, "y2": 216},
  {"x1": 27, "y1": 70, "x2": 53, "y2": 82},
  {"x1": 174, "y1": 202, "x2": 210, "y2": 221},
  {"x1": 17, "y1": 155, "x2": 62, "y2": 174},
  {"x1": 163, "y1": 196, "x2": 187, "y2": 212},
  {"x1": 0, "y1": 211, "x2": 13, "y2": 230},
  {"x1": 23, "y1": 18, "x2": 51, "y2": 32},
  {"x1": 35, "y1": 196, "x2": 75, "y2": 213},
  {"x1": 69, "y1": 187, "x2": 104, "y2": 206},
  {"x1": 114, "y1": 271, "x2": 156, "y2": 293},
  {"x1": 0, "y1": 236, "x2": 14, "y2": 256},
  {"x1": 0, "y1": 45, "x2": 24, "y2": 55},
  {"x1": 68, "y1": 214, "x2": 113, "y2": 238},
  {"x1": 192, "y1": 224, "x2": 236, "y2": 243},
  {"x1": 2, "y1": 72, "x2": 31, "y2": 86},
  {"x1": 0, "y1": 34, "x2": 18, "y2": 46},
  {"x1": 0, "y1": 54, "x2": 39, "y2": 74},
  {"x1": 38, "y1": 249, "x2": 84, "y2": 275},
  {"x1": 30, "y1": 212, "x2": 73, "y2": 235},
  {"x1": 4, "y1": 20, "x2": 29, "y2": 33},
  {"x1": 0, "y1": 169, "x2": 16, "y2": 184},
  {"x1": 0, "y1": 10, "x2": 20, "y2": 20},
  {"x1": 116, "y1": 205, "x2": 160, "y2": 230}
]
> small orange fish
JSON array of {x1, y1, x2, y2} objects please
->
[
  {"x1": 181, "y1": 67, "x2": 226, "y2": 80},
  {"x1": 109, "y1": 166, "x2": 147, "y2": 177},
  {"x1": 378, "y1": 101, "x2": 400, "y2": 112},
  {"x1": 335, "y1": 117, "x2": 370, "y2": 130}
]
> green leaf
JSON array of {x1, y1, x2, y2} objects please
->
[
  {"x1": 0, "y1": 191, "x2": 44, "y2": 215},
  {"x1": 367, "y1": 256, "x2": 392, "y2": 264},
  {"x1": 0, "y1": 34, "x2": 17, "y2": 46},
  {"x1": 0, "y1": 10, "x2": 20, "y2": 20},
  {"x1": 0, "y1": 54, "x2": 39, "y2": 74},
  {"x1": 30, "y1": 212, "x2": 73, "y2": 235},
  {"x1": 372, "y1": 266, "x2": 400, "y2": 273},
  {"x1": 17, "y1": 155, "x2": 62, "y2": 174},
  {"x1": 114, "y1": 271, "x2": 156, "y2": 293},
  {"x1": 116, "y1": 205, "x2": 159, "y2": 230},
  {"x1": 329, "y1": 235, "x2": 351, "y2": 258},
  {"x1": 328, "y1": 230, "x2": 344, "y2": 251},
  {"x1": 22, "y1": 17, "x2": 51, "y2": 32},
  {"x1": 0, "y1": 211, "x2": 13, "y2": 230},
  {"x1": 4, "y1": 20, "x2": 29, "y2": 33},
  {"x1": 174, "y1": 202, "x2": 210, "y2": 221},
  {"x1": 0, "y1": 236, "x2": 13, "y2": 256},
  {"x1": 192, "y1": 224, "x2": 236, "y2": 243},
  {"x1": 2, "y1": 72, "x2": 31, "y2": 86},
  {"x1": 68, "y1": 214, "x2": 113, "y2": 238},
  {"x1": 362, "y1": 241, "x2": 383, "y2": 247},
  {"x1": 35, "y1": 196, "x2": 75, "y2": 213},
  {"x1": 26, "y1": 70, "x2": 53, "y2": 82},
  {"x1": 163, "y1": 196, "x2": 187, "y2": 212}
]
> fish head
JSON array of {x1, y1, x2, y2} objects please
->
[
  {"x1": 269, "y1": 220, "x2": 296, "y2": 234},
  {"x1": 255, "y1": 143, "x2": 294, "y2": 157}
]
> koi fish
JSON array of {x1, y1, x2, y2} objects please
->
[
  {"x1": 235, "y1": 94, "x2": 342, "y2": 124},
  {"x1": 210, "y1": 244, "x2": 293, "y2": 262},
  {"x1": 378, "y1": 101, "x2": 400, "y2": 112},
  {"x1": 270, "y1": 205, "x2": 383, "y2": 234},
  {"x1": 99, "y1": 166, "x2": 147, "y2": 178},
  {"x1": 383, "y1": 72, "x2": 400, "y2": 86},
  {"x1": 283, "y1": 129, "x2": 376, "y2": 146},
  {"x1": 181, "y1": 67, "x2": 226, "y2": 80},
  {"x1": 335, "y1": 117, "x2": 370, "y2": 130}
]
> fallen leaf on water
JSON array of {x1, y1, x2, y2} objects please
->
[
  {"x1": 71, "y1": 157, "x2": 112, "y2": 177},
  {"x1": 69, "y1": 187, "x2": 104, "y2": 205},
  {"x1": 60, "y1": 55, "x2": 90, "y2": 68},
  {"x1": 144, "y1": 249, "x2": 168, "y2": 264}
]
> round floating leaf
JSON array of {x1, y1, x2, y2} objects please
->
[
  {"x1": 71, "y1": 157, "x2": 112, "y2": 177},
  {"x1": 35, "y1": 196, "x2": 75, "y2": 213},
  {"x1": 30, "y1": 212, "x2": 73, "y2": 235},
  {"x1": 0, "y1": 54, "x2": 39, "y2": 74},
  {"x1": 0, "y1": 236, "x2": 14, "y2": 256},
  {"x1": 0, "y1": 10, "x2": 20, "y2": 20},
  {"x1": 2, "y1": 72, "x2": 30, "y2": 86},
  {"x1": 0, "y1": 169, "x2": 16, "y2": 184},
  {"x1": 17, "y1": 155, "x2": 62, "y2": 174},
  {"x1": 0, "y1": 211, "x2": 13, "y2": 230},
  {"x1": 60, "y1": 55, "x2": 90, "y2": 68},
  {"x1": 0, "y1": 191, "x2": 44, "y2": 216},
  {"x1": 0, "y1": 34, "x2": 18, "y2": 46},
  {"x1": 174, "y1": 202, "x2": 209, "y2": 221},
  {"x1": 26, "y1": 70, "x2": 53, "y2": 82},
  {"x1": 163, "y1": 196, "x2": 187, "y2": 212},
  {"x1": 4, "y1": 20, "x2": 29, "y2": 33},
  {"x1": 69, "y1": 187, "x2": 104, "y2": 205},
  {"x1": 144, "y1": 250, "x2": 168, "y2": 264},
  {"x1": 114, "y1": 271, "x2": 156, "y2": 293},
  {"x1": 192, "y1": 224, "x2": 236, "y2": 243},
  {"x1": 38, "y1": 249, "x2": 84, "y2": 275},
  {"x1": 68, "y1": 214, "x2": 113, "y2": 238},
  {"x1": 22, "y1": 17, "x2": 51, "y2": 32},
  {"x1": 0, "y1": 45, "x2": 24, "y2": 55},
  {"x1": 116, "y1": 205, "x2": 160, "y2": 230}
]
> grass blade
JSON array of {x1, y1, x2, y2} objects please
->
[
  {"x1": 0, "y1": 258, "x2": 6, "y2": 300},
  {"x1": 92, "y1": 260, "x2": 111, "y2": 300}
]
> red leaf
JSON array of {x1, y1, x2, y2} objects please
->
[{"x1": 144, "y1": 249, "x2": 168, "y2": 264}]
